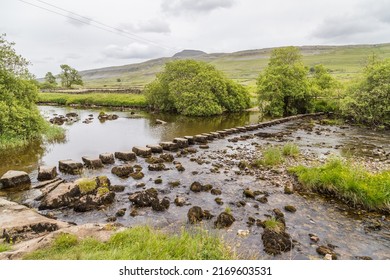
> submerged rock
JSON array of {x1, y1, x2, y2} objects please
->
[
  {"x1": 214, "y1": 212, "x2": 235, "y2": 229},
  {"x1": 128, "y1": 188, "x2": 158, "y2": 207},
  {"x1": 316, "y1": 245, "x2": 337, "y2": 260},
  {"x1": 187, "y1": 206, "x2": 204, "y2": 224},
  {"x1": 284, "y1": 205, "x2": 297, "y2": 213},
  {"x1": 262, "y1": 229, "x2": 294, "y2": 255},
  {"x1": 111, "y1": 165, "x2": 134, "y2": 178}
]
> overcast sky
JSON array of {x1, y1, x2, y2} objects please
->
[{"x1": 2, "y1": 0, "x2": 390, "y2": 77}]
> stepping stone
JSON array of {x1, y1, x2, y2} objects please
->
[
  {"x1": 111, "y1": 165, "x2": 134, "y2": 178},
  {"x1": 194, "y1": 134, "x2": 207, "y2": 143},
  {"x1": 159, "y1": 141, "x2": 179, "y2": 151},
  {"x1": 82, "y1": 156, "x2": 103, "y2": 169},
  {"x1": 99, "y1": 153, "x2": 115, "y2": 164},
  {"x1": 201, "y1": 133, "x2": 214, "y2": 140},
  {"x1": 0, "y1": 170, "x2": 31, "y2": 189},
  {"x1": 183, "y1": 136, "x2": 195, "y2": 145},
  {"x1": 37, "y1": 166, "x2": 57, "y2": 181},
  {"x1": 115, "y1": 151, "x2": 136, "y2": 161},
  {"x1": 58, "y1": 160, "x2": 83, "y2": 175},
  {"x1": 146, "y1": 144, "x2": 163, "y2": 153},
  {"x1": 173, "y1": 138, "x2": 189, "y2": 148},
  {"x1": 237, "y1": 126, "x2": 247, "y2": 132},
  {"x1": 210, "y1": 132, "x2": 221, "y2": 138},
  {"x1": 132, "y1": 146, "x2": 152, "y2": 158}
]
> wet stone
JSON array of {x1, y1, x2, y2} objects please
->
[
  {"x1": 316, "y1": 246, "x2": 337, "y2": 260},
  {"x1": 130, "y1": 172, "x2": 144, "y2": 180},
  {"x1": 37, "y1": 166, "x2": 57, "y2": 181},
  {"x1": 159, "y1": 141, "x2": 179, "y2": 151},
  {"x1": 202, "y1": 133, "x2": 215, "y2": 140},
  {"x1": 111, "y1": 165, "x2": 134, "y2": 178},
  {"x1": 115, "y1": 151, "x2": 136, "y2": 161},
  {"x1": 199, "y1": 145, "x2": 209, "y2": 149},
  {"x1": 211, "y1": 188, "x2": 222, "y2": 195},
  {"x1": 132, "y1": 146, "x2": 152, "y2": 158},
  {"x1": 215, "y1": 197, "x2": 224, "y2": 205},
  {"x1": 175, "y1": 163, "x2": 185, "y2": 172},
  {"x1": 262, "y1": 229, "x2": 294, "y2": 255},
  {"x1": 243, "y1": 189, "x2": 256, "y2": 198},
  {"x1": 99, "y1": 153, "x2": 115, "y2": 164},
  {"x1": 129, "y1": 188, "x2": 158, "y2": 207},
  {"x1": 187, "y1": 206, "x2": 204, "y2": 224},
  {"x1": 215, "y1": 212, "x2": 235, "y2": 229},
  {"x1": 0, "y1": 170, "x2": 31, "y2": 189},
  {"x1": 190, "y1": 181, "x2": 202, "y2": 192},
  {"x1": 148, "y1": 163, "x2": 166, "y2": 171},
  {"x1": 109, "y1": 185, "x2": 126, "y2": 192},
  {"x1": 58, "y1": 160, "x2": 83, "y2": 175},
  {"x1": 284, "y1": 205, "x2": 297, "y2": 213},
  {"x1": 210, "y1": 132, "x2": 221, "y2": 138},
  {"x1": 115, "y1": 208, "x2": 126, "y2": 217},
  {"x1": 82, "y1": 156, "x2": 104, "y2": 169},
  {"x1": 184, "y1": 147, "x2": 198, "y2": 154},
  {"x1": 173, "y1": 138, "x2": 189, "y2": 148},
  {"x1": 174, "y1": 196, "x2": 186, "y2": 206},
  {"x1": 151, "y1": 197, "x2": 170, "y2": 211},
  {"x1": 256, "y1": 196, "x2": 268, "y2": 204},
  {"x1": 184, "y1": 136, "x2": 195, "y2": 145},
  {"x1": 273, "y1": 208, "x2": 284, "y2": 218},
  {"x1": 146, "y1": 144, "x2": 163, "y2": 153},
  {"x1": 194, "y1": 135, "x2": 207, "y2": 143},
  {"x1": 154, "y1": 178, "x2": 163, "y2": 184},
  {"x1": 159, "y1": 153, "x2": 174, "y2": 162}
]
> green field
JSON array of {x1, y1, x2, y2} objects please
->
[
  {"x1": 38, "y1": 92, "x2": 148, "y2": 107},
  {"x1": 79, "y1": 44, "x2": 390, "y2": 89}
]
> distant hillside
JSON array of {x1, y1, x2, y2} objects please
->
[{"x1": 80, "y1": 43, "x2": 390, "y2": 90}]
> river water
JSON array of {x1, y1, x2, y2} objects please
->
[{"x1": 0, "y1": 106, "x2": 389, "y2": 260}]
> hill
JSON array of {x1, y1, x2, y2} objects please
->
[{"x1": 80, "y1": 43, "x2": 390, "y2": 90}]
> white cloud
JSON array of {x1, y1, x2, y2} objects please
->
[
  {"x1": 102, "y1": 43, "x2": 165, "y2": 59},
  {"x1": 161, "y1": 0, "x2": 235, "y2": 15},
  {"x1": 120, "y1": 19, "x2": 171, "y2": 34}
]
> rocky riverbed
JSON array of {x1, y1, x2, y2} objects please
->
[{"x1": 1, "y1": 115, "x2": 389, "y2": 260}]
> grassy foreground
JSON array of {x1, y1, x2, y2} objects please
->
[
  {"x1": 23, "y1": 226, "x2": 233, "y2": 260},
  {"x1": 38, "y1": 92, "x2": 148, "y2": 107},
  {"x1": 290, "y1": 158, "x2": 390, "y2": 212}
]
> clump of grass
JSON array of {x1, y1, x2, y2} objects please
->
[
  {"x1": 42, "y1": 123, "x2": 66, "y2": 143},
  {"x1": 263, "y1": 218, "x2": 285, "y2": 233},
  {"x1": 320, "y1": 118, "x2": 344, "y2": 126},
  {"x1": 257, "y1": 147, "x2": 284, "y2": 167},
  {"x1": 0, "y1": 243, "x2": 11, "y2": 253},
  {"x1": 24, "y1": 226, "x2": 233, "y2": 260},
  {"x1": 224, "y1": 207, "x2": 232, "y2": 214},
  {"x1": 76, "y1": 178, "x2": 97, "y2": 194},
  {"x1": 97, "y1": 187, "x2": 109, "y2": 196},
  {"x1": 289, "y1": 158, "x2": 390, "y2": 211},
  {"x1": 282, "y1": 143, "x2": 300, "y2": 158}
]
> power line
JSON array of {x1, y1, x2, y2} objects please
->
[{"x1": 17, "y1": 0, "x2": 177, "y2": 51}]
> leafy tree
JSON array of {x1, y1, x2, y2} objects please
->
[
  {"x1": 341, "y1": 58, "x2": 390, "y2": 128},
  {"x1": 145, "y1": 60, "x2": 250, "y2": 116},
  {"x1": 59, "y1": 64, "x2": 83, "y2": 88},
  {"x1": 257, "y1": 46, "x2": 312, "y2": 117},
  {"x1": 0, "y1": 34, "x2": 45, "y2": 141},
  {"x1": 41, "y1": 71, "x2": 57, "y2": 89}
]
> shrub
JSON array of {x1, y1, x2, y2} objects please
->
[{"x1": 145, "y1": 60, "x2": 250, "y2": 116}]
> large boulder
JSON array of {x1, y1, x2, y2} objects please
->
[{"x1": 0, "y1": 170, "x2": 31, "y2": 189}]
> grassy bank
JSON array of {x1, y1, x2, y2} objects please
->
[
  {"x1": 290, "y1": 158, "x2": 390, "y2": 212},
  {"x1": 0, "y1": 122, "x2": 65, "y2": 151},
  {"x1": 38, "y1": 92, "x2": 148, "y2": 107},
  {"x1": 24, "y1": 226, "x2": 233, "y2": 260}
]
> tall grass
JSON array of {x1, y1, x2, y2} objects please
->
[
  {"x1": 290, "y1": 158, "x2": 390, "y2": 211},
  {"x1": 24, "y1": 226, "x2": 233, "y2": 260},
  {"x1": 38, "y1": 93, "x2": 148, "y2": 107},
  {"x1": 0, "y1": 243, "x2": 10, "y2": 253},
  {"x1": 282, "y1": 143, "x2": 300, "y2": 158}
]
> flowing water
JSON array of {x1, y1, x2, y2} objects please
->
[{"x1": 0, "y1": 106, "x2": 389, "y2": 260}]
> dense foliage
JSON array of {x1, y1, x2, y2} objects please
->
[
  {"x1": 60, "y1": 64, "x2": 83, "y2": 88},
  {"x1": 341, "y1": 58, "x2": 390, "y2": 128},
  {"x1": 257, "y1": 47, "x2": 311, "y2": 117},
  {"x1": 41, "y1": 71, "x2": 57, "y2": 89},
  {"x1": 145, "y1": 60, "x2": 250, "y2": 116},
  {"x1": 0, "y1": 34, "x2": 45, "y2": 142}
]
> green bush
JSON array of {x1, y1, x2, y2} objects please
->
[
  {"x1": 145, "y1": 60, "x2": 250, "y2": 116},
  {"x1": 341, "y1": 58, "x2": 390, "y2": 128}
]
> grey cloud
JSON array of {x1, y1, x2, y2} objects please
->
[
  {"x1": 161, "y1": 0, "x2": 235, "y2": 15},
  {"x1": 120, "y1": 19, "x2": 171, "y2": 34},
  {"x1": 102, "y1": 43, "x2": 164, "y2": 59},
  {"x1": 361, "y1": 0, "x2": 390, "y2": 24},
  {"x1": 65, "y1": 12, "x2": 92, "y2": 27}
]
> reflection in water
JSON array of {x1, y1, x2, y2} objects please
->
[{"x1": 0, "y1": 106, "x2": 262, "y2": 177}]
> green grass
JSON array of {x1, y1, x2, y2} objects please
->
[
  {"x1": 0, "y1": 243, "x2": 11, "y2": 253},
  {"x1": 256, "y1": 147, "x2": 284, "y2": 167},
  {"x1": 23, "y1": 226, "x2": 233, "y2": 260},
  {"x1": 282, "y1": 143, "x2": 300, "y2": 158},
  {"x1": 76, "y1": 178, "x2": 97, "y2": 194},
  {"x1": 263, "y1": 218, "x2": 285, "y2": 233},
  {"x1": 290, "y1": 158, "x2": 390, "y2": 211},
  {"x1": 38, "y1": 92, "x2": 148, "y2": 107}
]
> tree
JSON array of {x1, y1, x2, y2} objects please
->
[
  {"x1": 145, "y1": 60, "x2": 250, "y2": 116},
  {"x1": 341, "y1": 58, "x2": 390, "y2": 128},
  {"x1": 257, "y1": 46, "x2": 312, "y2": 117},
  {"x1": 59, "y1": 64, "x2": 83, "y2": 88},
  {"x1": 0, "y1": 34, "x2": 45, "y2": 142},
  {"x1": 41, "y1": 71, "x2": 57, "y2": 89}
]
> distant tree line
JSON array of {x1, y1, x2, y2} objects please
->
[{"x1": 41, "y1": 64, "x2": 83, "y2": 89}]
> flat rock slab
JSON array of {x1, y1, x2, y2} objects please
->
[
  {"x1": 82, "y1": 157, "x2": 104, "y2": 169},
  {"x1": 99, "y1": 153, "x2": 115, "y2": 164},
  {"x1": 201, "y1": 133, "x2": 215, "y2": 140},
  {"x1": 146, "y1": 144, "x2": 163, "y2": 153},
  {"x1": 0, "y1": 170, "x2": 31, "y2": 189},
  {"x1": 194, "y1": 135, "x2": 208, "y2": 143},
  {"x1": 159, "y1": 141, "x2": 179, "y2": 151},
  {"x1": 39, "y1": 182, "x2": 79, "y2": 210},
  {"x1": 58, "y1": 160, "x2": 83, "y2": 175},
  {"x1": 132, "y1": 146, "x2": 152, "y2": 157},
  {"x1": 0, "y1": 198, "x2": 69, "y2": 244},
  {"x1": 115, "y1": 151, "x2": 136, "y2": 161},
  {"x1": 37, "y1": 166, "x2": 57, "y2": 181},
  {"x1": 173, "y1": 138, "x2": 189, "y2": 148}
]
